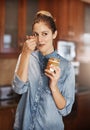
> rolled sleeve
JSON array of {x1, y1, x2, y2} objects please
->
[{"x1": 12, "y1": 74, "x2": 29, "y2": 94}]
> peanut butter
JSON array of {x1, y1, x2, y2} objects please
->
[{"x1": 46, "y1": 58, "x2": 60, "y2": 71}]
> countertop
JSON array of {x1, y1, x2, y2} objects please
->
[{"x1": 0, "y1": 96, "x2": 20, "y2": 109}]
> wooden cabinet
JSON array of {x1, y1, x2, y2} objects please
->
[
  {"x1": 0, "y1": 102, "x2": 17, "y2": 130},
  {"x1": 67, "y1": 0, "x2": 84, "y2": 42},
  {"x1": 63, "y1": 90, "x2": 90, "y2": 130},
  {"x1": 0, "y1": 0, "x2": 26, "y2": 57},
  {"x1": 0, "y1": 0, "x2": 26, "y2": 58}
]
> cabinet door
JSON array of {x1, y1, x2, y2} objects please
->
[
  {"x1": 0, "y1": 107, "x2": 16, "y2": 130},
  {"x1": 68, "y1": 0, "x2": 84, "y2": 41},
  {"x1": 0, "y1": 0, "x2": 19, "y2": 57},
  {"x1": 0, "y1": 0, "x2": 26, "y2": 58}
]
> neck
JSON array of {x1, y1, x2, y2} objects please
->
[{"x1": 42, "y1": 47, "x2": 54, "y2": 56}]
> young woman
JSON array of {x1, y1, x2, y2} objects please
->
[{"x1": 12, "y1": 10, "x2": 75, "y2": 130}]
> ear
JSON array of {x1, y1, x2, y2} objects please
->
[{"x1": 53, "y1": 30, "x2": 57, "y2": 39}]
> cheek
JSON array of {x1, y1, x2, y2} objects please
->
[{"x1": 45, "y1": 36, "x2": 52, "y2": 42}]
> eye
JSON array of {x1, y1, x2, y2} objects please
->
[
  {"x1": 33, "y1": 32, "x2": 38, "y2": 37},
  {"x1": 42, "y1": 32, "x2": 48, "y2": 36}
]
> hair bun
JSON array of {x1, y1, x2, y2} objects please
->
[{"x1": 36, "y1": 10, "x2": 53, "y2": 19}]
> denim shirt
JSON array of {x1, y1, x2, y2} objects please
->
[{"x1": 12, "y1": 50, "x2": 75, "y2": 130}]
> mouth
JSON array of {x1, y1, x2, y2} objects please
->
[{"x1": 37, "y1": 44, "x2": 45, "y2": 47}]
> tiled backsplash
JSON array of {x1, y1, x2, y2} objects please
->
[{"x1": 0, "y1": 59, "x2": 17, "y2": 86}]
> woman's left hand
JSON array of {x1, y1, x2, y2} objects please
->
[{"x1": 44, "y1": 65, "x2": 60, "y2": 89}]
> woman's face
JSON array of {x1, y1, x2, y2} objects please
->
[{"x1": 33, "y1": 21, "x2": 57, "y2": 55}]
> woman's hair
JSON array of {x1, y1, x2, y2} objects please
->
[{"x1": 32, "y1": 10, "x2": 57, "y2": 33}]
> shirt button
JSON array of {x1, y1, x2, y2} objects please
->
[
  {"x1": 39, "y1": 81, "x2": 42, "y2": 85},
  {"x1": 35, "y1": 96, "x2": 39, "y2": 102}
]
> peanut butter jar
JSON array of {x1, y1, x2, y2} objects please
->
[{"x1": 46, "y1": 57, "x2": 60, "y2": 72}]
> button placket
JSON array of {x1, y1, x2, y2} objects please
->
[{"x1": 31, "y1": 75, "x2": 43, "y2": 126}]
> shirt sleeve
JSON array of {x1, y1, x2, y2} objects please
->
[
  {"x1": 58, "y1": 62, "x2": 75, "y2": 116},
  {"x1": 12, "y1": 54, "x2": 30, "y2": 94}
]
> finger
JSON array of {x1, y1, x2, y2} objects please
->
[
  {"x1": 44, "y1": 72, "x2": 53, "y2": 79},
  {"x1": 50, "y1": 68, "x2": 55, "y2": 73},
  {"x1": 45, "y1": 69, "x2": 56, "y2": 78},
  {"x1": 26, "y1": 35, "x2": 29, "y2": 40},
  {"x1": 25, "y1": 38, "x2": 36, "y2": 45}
]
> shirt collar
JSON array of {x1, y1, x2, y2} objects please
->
[
  {"x1": 39, "y1": 50, "x2": 58, "y2": 60},
  {"x1": 31, "y1": 50, "x2": 59, "y2": 63}
]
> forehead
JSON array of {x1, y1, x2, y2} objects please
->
[{"x1": 33, "y1": 21, "x2": 51, "y2": 32}]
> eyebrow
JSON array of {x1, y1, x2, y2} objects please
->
[{"x1": 33, "y1": 31, "x2": 49, "y2": 34}]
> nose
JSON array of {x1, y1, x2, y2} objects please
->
[{"x1": 37, "y1": 35, "x2": 43, "y2": 43}]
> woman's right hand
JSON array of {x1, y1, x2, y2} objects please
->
[{"x1": 22, "y1": 35, "x2": 37, "y2": 54}]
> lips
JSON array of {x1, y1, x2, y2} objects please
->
[{"x1": 38, "y1": 44, "x2": 45, "y2": 47}]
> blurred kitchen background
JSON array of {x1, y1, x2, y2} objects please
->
[{"x1": 0, "y1": 0, "x2": 90, "y2": 130}]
